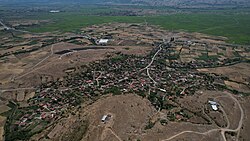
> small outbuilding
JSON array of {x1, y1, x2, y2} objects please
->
[
  {"x1": 101, "y1": 114, "x2": 111, "y2": 123},
  {"x1": 208, "y1": 100, "x2": 219, "y2": 111},
  {"x1": 101, "y1": 115, "x2": 108, "y2": 122},
  {"x1": 49, "y1": 10, "x2": 60, "y2": 13},
  {"x1": 97, "y1": 39, "x2": 109, "y2": 45}
]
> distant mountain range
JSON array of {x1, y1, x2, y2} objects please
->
[
  {"x1": 132, "y1": 0, "x2": 250, "y2": 7},
  {"x1": 1, "y1": 0, "x2": 250, "y2": 7}
]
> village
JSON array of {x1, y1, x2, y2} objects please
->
[
  {"x1": 1, "y1": 23, "x2": 249, "y2": 141},
  {"x1": 4, "y1": 37, "x2": 239, "y2": 140}
]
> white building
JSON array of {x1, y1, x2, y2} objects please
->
[
  {"x1": 208, "y1": 100, "x2": 218, "y2": 111},
  {"x1": 211, "y1": 105, "x2": 218, "y2": 111},
  {"x1": 97, "y1": 39, "x2": 109, "y2": 45},
  {"x1": 49, "y1": 10, "x2": 60, "y2": 13},
  {"x1": 159, "y1": 88, "x2": 167, "y2": 92},
  {"x1": 101, "y1": 114, "x2": 111, "y2": 122},
  {"x1": 101, "y1": 115, "x2": 108, "y2": 122}
]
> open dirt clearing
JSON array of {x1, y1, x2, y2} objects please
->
[
  {"x1": 83, "y1": 94, "x2": 156, "y2": 141},
  {"x1": 198, "y1": 63, "x2": 250, "y2": 84}
]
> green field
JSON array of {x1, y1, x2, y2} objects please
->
[{"x1": 26, "y1": 9, "x2": 250, "y2": 45}]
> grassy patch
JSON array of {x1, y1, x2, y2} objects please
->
[{"x1": 26, "y1": 11, "x2": 250, "y2": 45}]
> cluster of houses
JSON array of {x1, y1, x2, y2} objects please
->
[{"x1": 9, "y1": 39, "x2": 225, "y2": 137}]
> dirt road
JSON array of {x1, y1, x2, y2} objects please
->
[{"x1": 15, "y1": 44, "x2": 55, "y2": 80}]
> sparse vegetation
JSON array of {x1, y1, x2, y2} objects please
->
[
  {"x1": 145, "y1": 120, "x2": 155, "y2": 130},
  {"x1": 160, "y1": 119, "x2": 168, "y2": 125},
  {"x1": 61, "y1": 120, "x2": 88, "y2": 141}
]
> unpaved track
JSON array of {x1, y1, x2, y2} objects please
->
[
  {"x1": 15, "y1": 45, "x2": 55, "y2": 80},
  {"x1": 140, "y1": 45, "x2": 163, "y2": 71},
  {"x1": 107, "y1": 128, "x2": 122, "y2": 141},
  {"x1": 161, "y1": 129, "x2": 220, "y2": 141},
  {"x1": 95, "y1": 71, "x2": 103, "y2": 87},
  {"x1": 0, "y1": 87, "x2": 35, "y2": 92},
  {"x1": 140, "y1": 44, "x2": 163, "y2": 84}
]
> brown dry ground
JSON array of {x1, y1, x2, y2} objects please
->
[
  {"x1": 81, "y1": 92, "x2": 227, "y2": 141},
  {"x1": 163, "y1": 131, "x2": 222, "y2": 141},
  {"x1": 81, "y1": 91, "x2": 248, "y2": 141},
  {"x1": 224, "y1": 80, "x2": 250, "y2": 93},
  {"x1": 198, "y1": 63, "x2": 250, "y2": 93},
  {"x1": 83, "y1": 94, "x2": 157, "y2": 141},
  {"x1": 0, "y1": 41, "x2": 154, "y2": 140},
  {"x1": 31, "y1": 94, "x2": 216, "y2": 141},
  {"x1": 177, "y1": 91, "x2": 228, "y2": 127},
  {"x1": 198, "y1": 63, "x2": 250, "y2": 84},
  {"x1": 32, "y1": 91, "x2": 249, "y2": 141},
  {"x1": 0, "y1": 105, "x2": 11, "y2": 114},
  {"x1": 238, "y1": 96, "x2": 250, "y2": 141},
  {"x1": 11, "y1": 43, "x2": 153, "y2": 89},
  {"x1": 0, "y1": 40, "x2": 153, "y2": 107},
  {"x1": 0, "y1": 88, "x2": 243, "y2": 141},
  {"x1": 0, "y1": 41, "x2": 153, "y2": 88},
  {"x1": 0, "y1": 116, "x2": 6, "y2": 141},
  {"x1": 216, "y1": 96, "x2": 241, "y2": 130}
]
